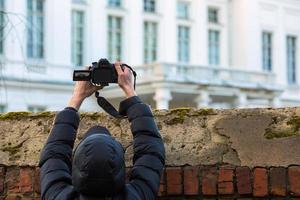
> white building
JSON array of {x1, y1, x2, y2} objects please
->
[{"x1": 0, "y1": 0, "x2": 299, "y2": 112}]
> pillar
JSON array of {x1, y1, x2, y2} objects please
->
[
  {"x1": 195, "y1": 91, "x2": 211, "y2": 108},
  {"x1": 154, "y1": 88, "x2": 172, "y2": 110},
  {"x1": 235, "y1": 93, "x2": 248, "y2": 108}
]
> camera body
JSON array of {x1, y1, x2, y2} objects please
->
[{"x1": 73, "y1": 59, "x2": 122, "y2": 86}]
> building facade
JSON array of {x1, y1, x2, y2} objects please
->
[{"x1": 0, "y1": 0, "x2": 299, "y2": 112}]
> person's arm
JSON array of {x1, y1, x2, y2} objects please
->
[
  {"x1": 39, "y1": 76, "x2": 101, "y2": 200},
  {"x1": 116, "y1": 63, "x2": 166, "y2": 199}
]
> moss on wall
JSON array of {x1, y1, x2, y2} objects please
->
[
  {"x1": 0, "y1": 112, "x2": 54, "y2": 120},
  {"x1": 264, "y1": 116, "x2": 300, "y2": 139},
  {"x1": 164, "y1": 108, "x2": 216, "y2": 125}
]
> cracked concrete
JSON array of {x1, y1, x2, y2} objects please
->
[{"x1": 0, "y1": 108, "x2": 299, "y2": 167}]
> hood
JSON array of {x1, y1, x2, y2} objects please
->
[{"x1": 72, "y1": 126, "x2": 125, "y2": 197}]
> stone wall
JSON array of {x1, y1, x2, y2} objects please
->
[{"x1": 0, "y1": 107, "x2": 300, "y2": 199}]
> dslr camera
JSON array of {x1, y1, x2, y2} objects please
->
[{"x1": 73, "y1": 59, "x2": 128, "y2": 86}]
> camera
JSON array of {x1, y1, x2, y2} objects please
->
[
  {"x1": 73, "y1": 59, "x2": 137, "y2": 118},
  {"x1": 73, "y1": 59, "x2": 124, "y2": 86}
]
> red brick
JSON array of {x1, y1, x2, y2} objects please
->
[
  {"x1": 34, "y1": 168, "x2": 40, "y2": 194},
  {"x1": 218, "y1": 167, "x2": 234, "y2": 182},
  {"x1": 253, "y1": 168, "x2": 268, "y2": 197},
  {"x1": 183, "y1": 166, "x2": 199, "y2": 195},
  {"x1": 218, "y1": 167, "x2": 234, "y2": 195},
  {"x1": 218, "y1": 181, "x2": 234, "y2": 195},
  {"x1": 289, "y1": 166, "x2": 300, "y2": 196},
  {"x1": 166, "y1": 167, "x2": 182, "y2": 195},
  {"x1": 202, "y1": 167, "x2": 217, "y2": 195},
  {"x1": 20, "y1": 167, "x2": 33, "y2": 193},
  {"x1": 157, "y1": 168, "x2": 166, "y2": 197},
  {"x1": 6, "y1": 167, "x2": 20, "y2": 193},
  {"x1": 270, "y1": 167, "x2": 286, "y2": 196},
  {"x1": 236, "y1": 166, "x2": 252, "y2": 195},
  {"x1": 0, "y1": 167, "x2": 4, "y2": 194}
]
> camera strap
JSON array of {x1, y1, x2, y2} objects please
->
[
  {"x1": 95, "y1": 65, "x2": 137, "y2": 119},
  {"x1": 95, "y1": 92, "x2": 126, "y2": 119}
]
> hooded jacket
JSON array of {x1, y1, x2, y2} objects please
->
[{"x1": 39, "y1": 96, "x2": 165, "y2": 200}]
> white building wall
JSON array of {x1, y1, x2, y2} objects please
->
[{"x1": 0, "y1": 0, "x2": 300, "y2": 112}]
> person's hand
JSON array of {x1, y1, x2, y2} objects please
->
[
  {"x1": 115, "y1": 62, "x2": 137, "y2": 98},
  {"x1": 68, "y1": 67, "x2": 103, "y2": 110}
]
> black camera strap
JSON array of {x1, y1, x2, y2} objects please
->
[
  {"x1": 95, "y1": 65, "x2": 137, "y2": 119},
  {"x1": 95, "y1": 92, "x2": 126, "y2": 119}
]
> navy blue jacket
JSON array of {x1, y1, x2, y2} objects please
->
[{"x1": 39, "y1": 96, "x2": 165, "y2": 200}]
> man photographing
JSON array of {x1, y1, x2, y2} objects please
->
[{"x1": 39, "y1": 62, "x2": 166, "y2": 199}]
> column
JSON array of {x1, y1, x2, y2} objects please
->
[
  {"x1": 159, "y1": 0, "x2": 177, "y2": 63},
  {"x1": 235, "y1": 92, "x2": 248, "y2": 108},
  {"x1": 88, "y1": 0, "x2": 107, "y2": 62},
  {"x1": 195, "y1": 91, "x2": 211, "y2": 108},
  {"x1": 154, "y1": 88, "x2": 172, "y2": 109},
  {"x1": 270, "y1": 96, "x2": 281, "y2": 108},
  {"x1": 45, "y1": 0, "x2": 71, "y2": 65},
  {"x1": 230, "y1": 0, "x2": 260, "y2": 70},
  {"x1": 126, "y1": 0, "x2": 143, "y2": 65},
  {"x1": 5, "y1": 0, "x2": 27, "y2": 61},
  {"x1": 191, "y1": 0, "x2": 207, "y2": 65}
]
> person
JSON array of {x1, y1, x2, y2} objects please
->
[{"x1": 39, "y1": 62, "x2": 166, "y2": 200}]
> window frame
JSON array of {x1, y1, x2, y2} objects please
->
[
  {"x1": 262, "y1": 32, "x2": 273, "y2": 72},
  {"x1": 0, "y1": 0, "x2": 5, "y2": 55},
  {"x1": 177, "y1": 1, "x2": 190, "y2": 20},
  {"x1": 0, "y1": 104, "x2": 6, "y2": 113},
  {"x1": 108, "y1": 0, "x2": 122, "y2": 8},
  {"x1": 144, "y1": 21, "x2": 158, "y2": 63},
  {"x1": 144, "y1": 0, "x2": 156, "y2": 13},
  {"x1": 208, "y1": 29, "x2": 221, "y2": 66},
  {"x1": 27, "y1": 0, "x2": 44, "y2": 59},
  {"x1": 287, "y1": 35, "x2": 297, "y2": 85},
  {"x1": 107, "y1": 15, "x2": 123, "y2": 61},
  {"x1": 27, "y1": 105, "x2": 46, "y2": 112},
  {"x1": 178, "y1": 25, "x2": 190, "y2": 63},
  {"x1": 208, "y1": 7, "x2": 219, "y2": 24},
  {"x1": 71, "y1": 9, "x2": 86, "y2": 67}
]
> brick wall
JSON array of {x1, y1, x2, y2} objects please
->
[
  {"x1": 1, "y1": 165, "x2": 300, "y2": 199},
  {"x1": 1, "y1": 109, "x2": 300, "y2": 199}
]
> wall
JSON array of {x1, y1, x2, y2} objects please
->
[
  {"x1": 0, "y1": 108, "x2": 300, "y2": 199},
  {"x1": 2, "y1": 0, "x2": 300, "y2": 112}
]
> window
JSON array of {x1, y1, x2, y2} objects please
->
[
  {"x1": 177, "y1": 1, "x2": 189, "y2": 19},
  {"x1": 208, "y1": 30, "x2": 220, "y2": 65},
  {"x1": 0, "y1": 105, "x2": 6, "y2": 113},
  {"x1": 73, "y1": 0, "x2": 86, "y2": 4},
  {"x1": 262, "y1": 32, "x2": 272, "y2": 71},
  {"x1": 144, "y1": 0, "x2": 156, "y2": 13},
  {"x1": 108, "y1": 0, "x2": 121, "y2": 7},
  {"x1": 208, "y1": 8, "x2": 218, "y2": 23},
  {"x1": 0, "y1": 0, "x2": 5, "y2": 54},
  {"x1": 287, "y1": 36, "x2": 297, "y2": 85},
  {"x1": 178, "y1": 26, "x2": 190, "y2": 63},
  {"x1": 72, "y1": 10, "x2": 85, "y2": 67},
  {"x1": 108, "y1": 16, "x2": 122, "y2": 61},
  {"x1": 144, "y1": 22, "x2": 158, "y2": 63},
  {"x1": 27, "y1": 0, "x2": 44, "y2": 59},
  {"x1": 28, "y1": 106, "x2": 46, "y2": 112}
]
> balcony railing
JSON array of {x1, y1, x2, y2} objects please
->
[{"x1": 135, "y1": 63, "x2": 279, "y2": 90}]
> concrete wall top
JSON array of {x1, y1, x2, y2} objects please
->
[{"x1": 0, "y1": 107, "x2": 299, "y2": 167}]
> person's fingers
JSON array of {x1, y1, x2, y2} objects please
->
[{"x1": 115, "y1": 62, "x2": 123, "y2": 75}]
